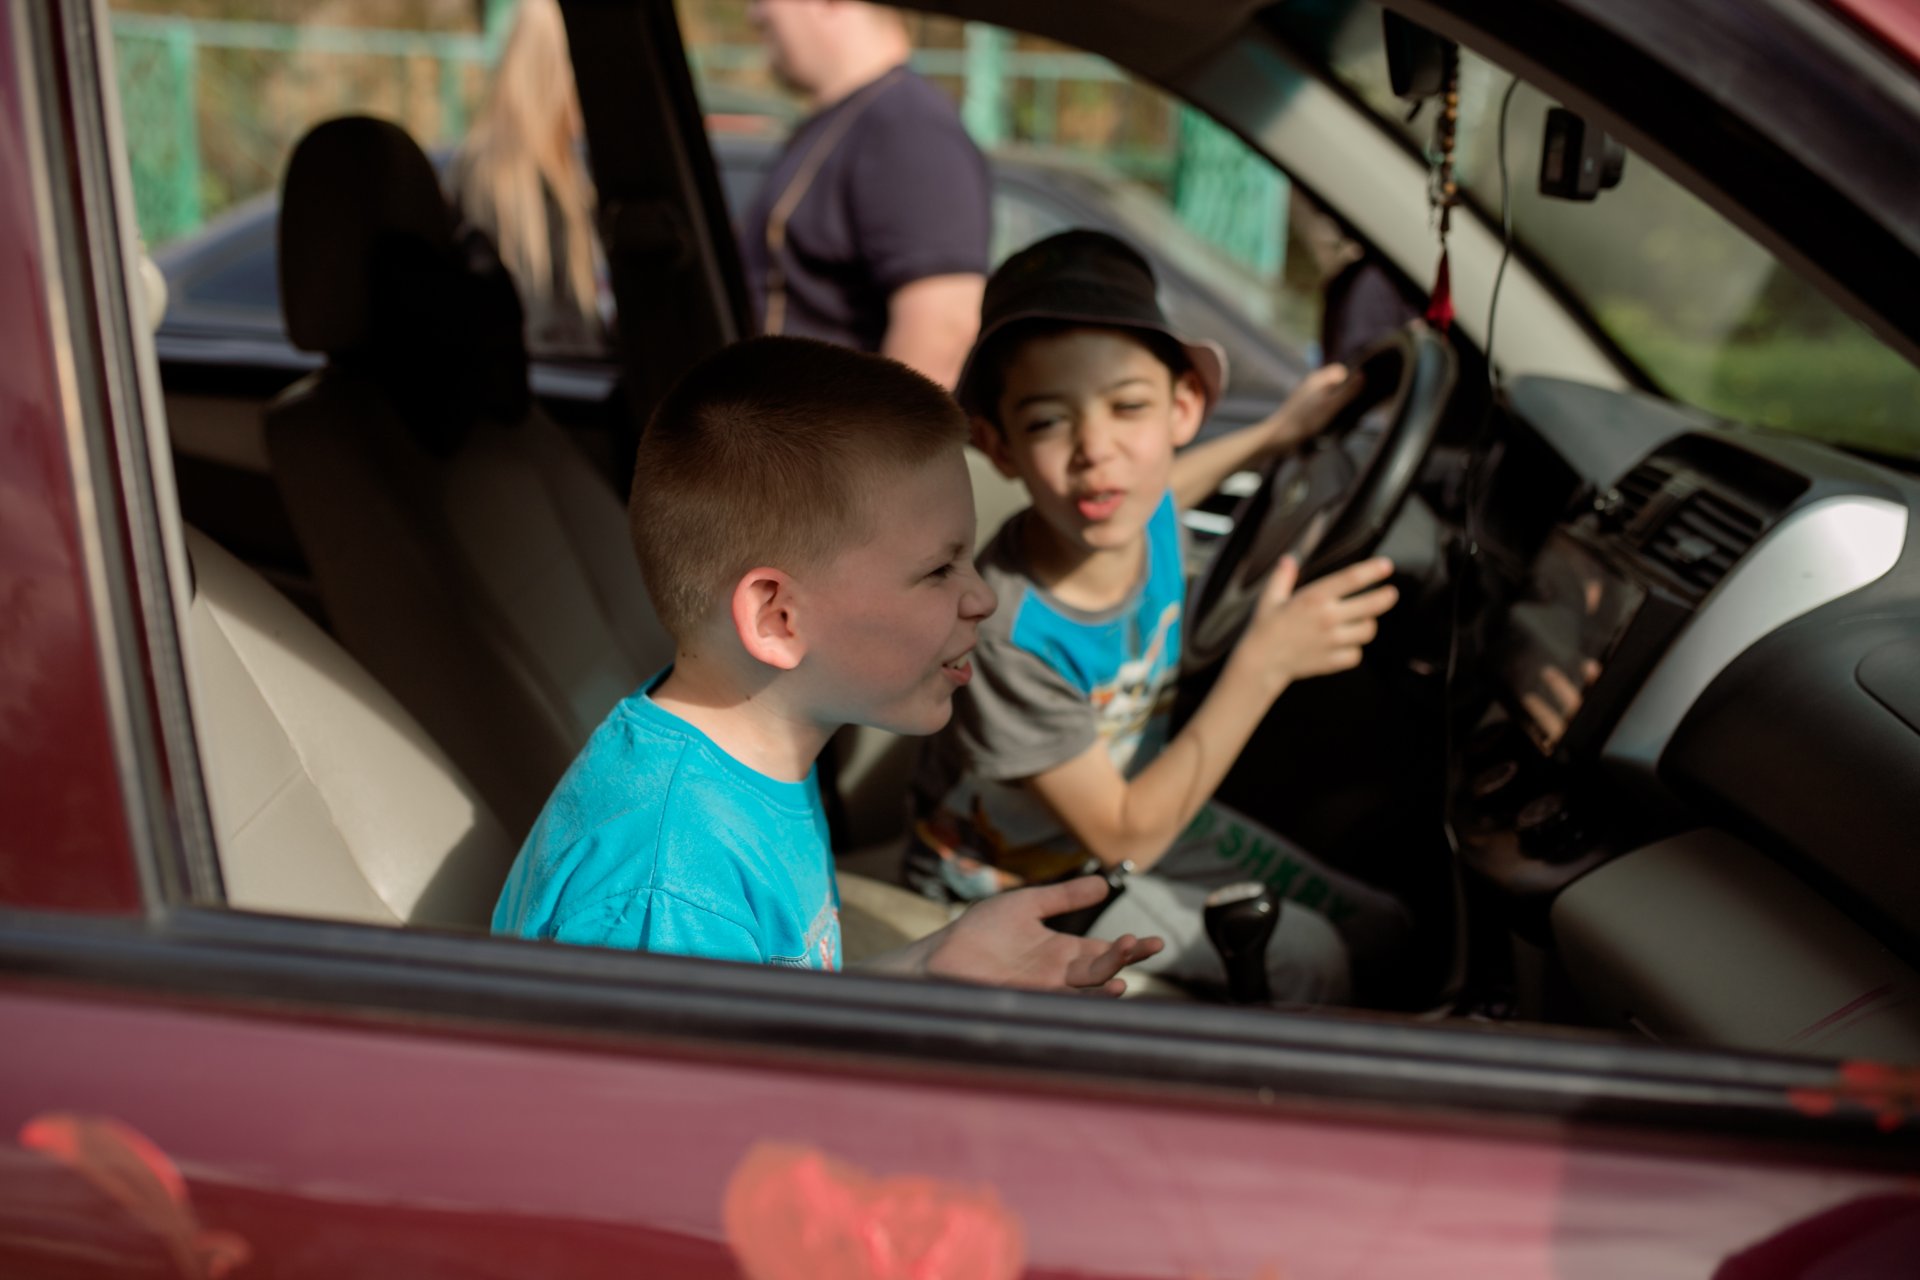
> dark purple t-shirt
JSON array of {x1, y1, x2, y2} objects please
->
[{"x1": 741, "y1": 66, "x2": 991, "y2": 353}]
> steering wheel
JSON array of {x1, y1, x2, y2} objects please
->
[{"x1": 1183, "y1": 322, "x2": 1458, "y2": 672}]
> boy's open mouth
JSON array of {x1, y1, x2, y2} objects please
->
[
  {"x1": 940, "y1": 650, "x2": 973, "y2": 686},
  {"x1": 1074, "y1": 490, "x2": 1126, "y2": 521}
]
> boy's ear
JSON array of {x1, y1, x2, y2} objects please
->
[
  {"x1": 1170, "y1": 370, "x2": 1207, "y2": 448},
  {"x1": 971, "y1": 414, "x2": 1019, "y2": 479},
  {"x1": 729, "y1": 567, "x2": 806, "y2": 671}
]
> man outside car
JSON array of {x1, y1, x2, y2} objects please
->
[{"x1": 741, "y1": 0, "x2": 990, "y2": 388}]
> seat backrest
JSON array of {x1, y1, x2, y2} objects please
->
[
  {"x1": 265, "y1": 116, "x2": 671, "y2": 834},
  {"x1": 182, "y1": 526, "x2": 514, "y2": 927}
]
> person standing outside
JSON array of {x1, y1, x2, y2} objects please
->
[
  {"x1": 451, "y1": 0, "x2": 607, "y2": 356},
  {"x1": 741, "y1": 1, "x2": 990, "y2": 388}
]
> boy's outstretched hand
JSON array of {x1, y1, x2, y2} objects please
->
[
  {"x1": 884, "y1": 877, "x2": 1164, "y2": 996},
  {"x1": 1268, "y1": 363, "x2": 1365, "y2": 450}
]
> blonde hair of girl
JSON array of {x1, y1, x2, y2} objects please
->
[{"x1": 455, "y1": 0, "x2": 599, "y2": 328}]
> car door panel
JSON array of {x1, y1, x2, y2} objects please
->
[
  {"x1": 4, "y1": 982, "x2": 1913, "y2": 1279},
  {"x1": 0, "y1": 0, "x2": 145, "y2": 916}
]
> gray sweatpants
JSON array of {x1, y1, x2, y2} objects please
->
[{"x1": 1087, "y1": 802, "x2": 1411, "y2": 1006}]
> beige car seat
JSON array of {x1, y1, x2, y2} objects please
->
[
  {"x1": 264, "y1": 116, "x2": 671, "y2": 836},
  {"x1": 182, "y1": 526, "x2": 514, "y2": 925}
]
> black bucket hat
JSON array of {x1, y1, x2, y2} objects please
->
[{"x1": 955, "y1": 229, "x2": 1228, "y2": 418}]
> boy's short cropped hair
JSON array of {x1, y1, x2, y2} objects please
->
[{"x1": 630, "y1": 335, "x2": 967, "y2": 640}]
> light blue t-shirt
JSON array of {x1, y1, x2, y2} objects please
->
[{"x1": 492, "y1": 671, "x2": 842, "y2": 970}]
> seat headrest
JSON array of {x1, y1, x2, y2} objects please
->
[
  {"x1": 280, "y1": 116, "x2": 455, "y2": 355},
  {"x1": 277, "y1": 115, "x2": 532, "y2": 452}
]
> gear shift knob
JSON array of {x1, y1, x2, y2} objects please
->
[
  {"x1": 1204, "y1": 882, "x2": 1280, "y2": 1004},
  {"x1": 1044, "y1": 858, "x2": 1130, "y2": 936}
]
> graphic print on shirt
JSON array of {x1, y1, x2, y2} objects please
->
[
  {"x1": 913, "y1": 495, "x2": 1185, "y2": 899},
  {"x1": 1090, "y1": 600, "x2": 1180, "y2": 768}
]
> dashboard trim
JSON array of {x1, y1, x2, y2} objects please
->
[{"x1": 1604, "y1": 494, "x2": 1909, "y2": 776}]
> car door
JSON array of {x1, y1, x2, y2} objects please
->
[{"x1": 4, "y1": 2, "x2": 1918, "y2": 1277}]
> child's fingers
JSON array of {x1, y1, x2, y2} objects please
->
[
  {"x1": 1068, "y1": 933, "x2": 1136, "y2": 990},
  {"x1": 1261, "y1": 554, "x2": 1301, "y2": 608},
  {"x1": 1076, "y1": 934, "x2": 1165, "y2": 996},
  {"x1": 1328, "y1": 366, "x2": 1365, "y2": 404},
  {"x1": 1335, "y1": 616, "x2": 1380, "y2": 647},
  {"x1": 1308, "y1": 555, "x2": 1394, "y2": 600},
  {"x1": 1304, "y1": 364, "x2": 1348, "y2": 395},
  {"x1": 1026, "y1": 874, "x2": 1109, "y2": 919},
  {"x1": 1333, "y1": 582, "x2": 1400, "y2": 621}
]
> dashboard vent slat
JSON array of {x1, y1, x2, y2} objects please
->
[
  {"x1": 1614, "y1": 463, "x2": 1668, "y2": 523},
  {"x1": 1636, "y1": 489, "x2": 1767, "y2": 603}
]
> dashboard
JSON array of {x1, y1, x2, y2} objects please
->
[{"x1": 1445, "y1": 376, "x2": 1920, "y2": 1056}]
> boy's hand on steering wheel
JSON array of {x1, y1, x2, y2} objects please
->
[
  {"x1": 919, "y1": 877, "x2": 1164, "y2": 997},
  {"x1": 1235, "y1": 554, "x2": 1398, "y2": 694},
  {"x1": 1268, "y1": 363, "x2": 1364, "y2": 451}
]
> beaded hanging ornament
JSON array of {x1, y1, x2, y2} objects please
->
[{"x1": 1425, "y1": 48, "x2": 1461, "y2": 331}]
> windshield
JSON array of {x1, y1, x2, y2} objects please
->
[{"x1": 1306, "y1": 0, "x2": 1920, "y2": 459}]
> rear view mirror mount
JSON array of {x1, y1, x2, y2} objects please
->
[
  {"x1": 1383, "y1": 12, "x2": 1455, "y2": 102},
  {"x1": 1539, "y1": 107, "x2": 1627, "y2": 200}
]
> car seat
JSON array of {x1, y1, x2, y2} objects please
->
[
  {"x1": 264, "y1": 116, "x2": 672, "y2": 836},
  {"x1": 182, "y1": 525, "x2": 514, "y2": 925}
]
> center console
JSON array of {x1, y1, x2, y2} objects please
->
[{"x1": 1450, "y1": 432, "x2": 1809, "y2": 924}]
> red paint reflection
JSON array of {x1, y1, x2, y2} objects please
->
[{"x1": 19, "y1": 1113, "x2": 250, "y2": 1278}]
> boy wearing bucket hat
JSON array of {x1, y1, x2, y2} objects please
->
[{"x1": 907, "y1": 230, "x2": 1410, "y2": 1004}]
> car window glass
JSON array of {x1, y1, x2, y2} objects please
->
[
  {"x1": 183, "y1": 234, "x2": 280, "y2": 317},
  {"x1": 110, "y1": 0, "x2": 611, "y2": 360},
  {"x1": 677, "y1": 3, "x2": 1328, "y2": 389},
  {"x1": 1305, "y1": 0, "x2": 1920, "y2": 458},
  {"x1": 988, "y1": 180, "x2": 1073, "y2": 269}
]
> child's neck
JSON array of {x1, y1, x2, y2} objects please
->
[
  {"x1": 1022, "y1": 514, "x2": 1148, "y2": 613},
  {"x1": 650, "y1": 655, "x2": 827, "y2": 784}
]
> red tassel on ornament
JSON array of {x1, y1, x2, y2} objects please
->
[{"x1": 1426, "y1": 249, "x2": 1454, "y2": 331}]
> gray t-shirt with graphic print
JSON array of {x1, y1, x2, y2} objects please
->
[{"x1": 907, "y1": 493, "x2": 1186, "y2": 900}]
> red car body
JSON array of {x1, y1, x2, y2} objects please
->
[{"x1": 2, "y1": 1, "x2": 1917, "y2": 1276}]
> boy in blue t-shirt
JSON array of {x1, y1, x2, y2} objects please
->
[
  {"x1": 910, "y1": 231, "x2": 1410, "y2": 1004},
  {"x1": 494, "y1": 336, "x2": 1161, "y2": 993}
]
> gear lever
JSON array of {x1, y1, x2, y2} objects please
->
[
  {"x1": 1204, "y1": 882, "x2": 1280, "y2": 1004},
  {"x1": 1044, "y1": 858, "x2": 1132, "y2": 936}
]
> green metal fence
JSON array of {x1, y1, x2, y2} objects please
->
[
  {"x1": 115, "y1": 17, "x2": 202, "y2": 246},
  {"x1": 112, "y1": 12, "x2": 496, "y2": 248},
  {"x1": 110, "y1": 11, "x2": 1285, "y2": 285}
]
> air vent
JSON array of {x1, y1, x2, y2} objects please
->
[
  {"x1": 1632, "y1": 486, "x2": 1767, "y2": 603},
  {"x1": 1614, "y1": 460, "x2": 1668, "y2": 524},
  {"x1": 1601, "y1": 436, "x2": 1807, "y2": 604}
]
